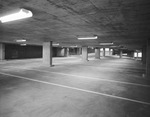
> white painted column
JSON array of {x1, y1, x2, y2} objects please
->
[
  {"x1": 146, "y1": 39, "x2": 150, "y2": 78},
  {"x1": 95, "y1": 48, "x2": 100, "y2": 59},
  {"x1": 43, "y1": 41, "x2": 53, "y2": 66},
  {"x1": 0, "y1": 43, "x2": 5, "y2": 60},
  {"x1": 82, "y1": 46, "x2": 88, "y2": 61}
]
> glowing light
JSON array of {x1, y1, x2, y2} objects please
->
[
  {"x1": 16, "y1": 39, "x2": 26, "y2": 42},
  {"x1": 99, "y1": 42, "x2": 113, "y2": 45},
  {"x1": 78, "y1": 36, "x2": 98, "y2": 40},
  {"x1": 0, "y1": 8, "x2": 33, "y2": 23},
  {"x1": 53, "y1": 43, "x2": 59, "y2": 46},
  {"x1": 20, "y1": 44, "x2": 27, "y2": 46}
]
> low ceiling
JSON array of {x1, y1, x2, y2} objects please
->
[{"x1": 0, "y1": 0, "x2": 150, "y2": 50}]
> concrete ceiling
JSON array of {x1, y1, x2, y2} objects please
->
[{"x1": 0, "y1": 0, "x2": 150, "y2": 50}]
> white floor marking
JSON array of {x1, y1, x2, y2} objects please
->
[
  {"x1": 4, "y1": 66, "x2": 150, "y2": 88},
  {"x1": 0, "y1": 72, "x2": 150, "y2": 105}
]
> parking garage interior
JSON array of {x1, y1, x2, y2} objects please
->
[{"x1": 0, "y1": 0, "x2": 150, "y2": 117}]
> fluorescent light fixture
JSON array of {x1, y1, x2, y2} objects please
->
[
  {"x1": 20, "y1": 44, "x2": 26, "y2": 46},
  {"x1": 16, "y1": 39, "x2": 26, "y2": 42},
  {"x1": 0, "y1": 8, "x2": 33, "y2": 23},
  {"x1": 99, "y1": 42, "x2": 113, "y2": 45},
  {"x1": 53, "y1": 43, "x2": 59, "y2": 46},
  {"x1": 77, "y1": 36, "x2": 98, "y2": 40}
]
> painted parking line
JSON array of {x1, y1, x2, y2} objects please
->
[
  {"x1": 0, "y1": 71, "x2": 150, "y2": 105},
  {"x1": 4, "y1": 66, "x2": 150, "y2": 88}
]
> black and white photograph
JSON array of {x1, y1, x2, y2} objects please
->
[{"x1": 0, "y1": 0, "x2": 150, "y2": 117}]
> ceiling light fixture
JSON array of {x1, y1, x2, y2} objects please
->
[
  {"x1": 77, "y1": 36, "x2": 98, "y2": 40},
  {"x1": 20, "y1": 44, "x2": 27, "y2": 46},
  {"x1": 0, "y1": 8, "x2": 33, "y2": 23},
  {"x1": 99, "y1": 42, "x2": 113, "y2": 45},
  {"x1": 53, "y1": 43, "x2": 59, "y2": 46},
  {"x1": 16, "y1": 39, "x2": 26, "y2": 42}
]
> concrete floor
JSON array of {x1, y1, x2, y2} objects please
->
[{"x1": 0, "y1": 54, "x2": 150, "y2": 117}]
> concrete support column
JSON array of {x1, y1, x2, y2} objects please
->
[
  {"x1": 0, "y1": 43, "x2": 5, "y2": 60},
  {"x1": 60, "y1": 48, "x2": 66, "y2": 57},
  {"x1": 64, "y1": 48, "x2": 68, "y2": 57},
  {"x1": 142, "y1": 46, "x2": 146, "y2": 64},
  {"x1": 103, "y1": 48, "x2": 105, "y2": 57},
  {"x1": 82, "y1": 46, "x2": 88, "y2": 61},
  {"x1": 43, "y1": 41, "x2": 53, "y2": 66},
  {"x1": 119, "y1": 49, "x2": 122, "y2": 58},
  {"x1": 95, "y1": 48, "x2": 100, "y2": 59},
  {"x1": 109, "y1": 48, "x2": 111, "y2": 56},
  {"x1": 146, "y1": 39, "x2": 150, "y2": 78},
  {"x1": 78, "y1": 47, "x2": 82, "y2": 55},
  {"x1": 100, "y1": 48, "x2": 103, "y2": 56},
  {"x1": 67, "y1": 48, "x2": 70, "y2": 56}
]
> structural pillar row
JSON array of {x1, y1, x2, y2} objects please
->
[
  {"x1": 43, "y1": 41, "x2": 53, "y2": 67},
  {"x1": 146, "y1": 39, "x2": 150, "y2": 78},
  {"x1": 82, "y1": 46, "x2": 88, "y2": 61},
  {"x1": 95, "y1": 48, "x2": 100, "y2": 59},
  {"x1": 0, "y1": 43, "x2": 5, "y2": 60}
]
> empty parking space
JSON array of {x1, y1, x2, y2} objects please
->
[{"x1": 0, "y1": 55, "x2": 150, "y2": 117}]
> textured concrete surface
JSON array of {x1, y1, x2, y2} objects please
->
[
  {"x1": 0, "y1": 0, "x2": 150, "y2": 49},
  {"x1": 0, "y1": 54, "x2": 150, "y2": 117}
]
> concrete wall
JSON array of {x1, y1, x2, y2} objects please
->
[
  {"x1": 5, "y1": 44, "x2": 42, "y2": 59},
  {"x1": 5, "y1": 44, "x2": 84, "y2": 59},
  {"x1": 69, "y1": 48, "x2": 81, "y2": 55},
  {"x1": 53, "y1": 47, "x2": 66, "y2": 57}
]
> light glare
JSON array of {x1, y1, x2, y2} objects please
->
[
  {"x1": 99, "y1": 42, "x2": 113, "y2": 45},
  {"x1": 0, "y1": 8, "x2": 33, "y2": 23},
  {"x1": 78, "y1": 36, "x2": 98, "y2": 40},
  {"x1": 16, "y1": 39, "x2": 26, "y2": 42},
  {"x1": 20, "y1": 44, "x2": 27, "y2": 46},
  {"x1": 53, "y1": 43, "x2": 59, "y2": 46}
]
